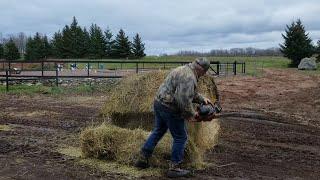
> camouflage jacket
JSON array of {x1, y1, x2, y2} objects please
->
[{"x1": 155, "y1": 63, "x2": 205, "y2": 119}]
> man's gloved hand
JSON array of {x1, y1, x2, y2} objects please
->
[
  {"x1": 188, "y1": 101, "x2": 222, "y2": 122},
  {"x1": 194, "y1": 102, "x2": 222, "y2": 122}
]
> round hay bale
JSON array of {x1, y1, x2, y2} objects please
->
[
  {"x1": 97, "y1": 70, "x2": 220, "y2": 168},
  {"x1": 101, "y1": 70, "x2": 219, "y2": 129}
]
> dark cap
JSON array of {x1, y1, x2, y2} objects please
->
[{"x1": 195, "y1": 57, "x2": 210, "y2": 71}]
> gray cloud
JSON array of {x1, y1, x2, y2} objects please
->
[{"x1": 0, "y1": 0, "x2": 319, "y2": 55}]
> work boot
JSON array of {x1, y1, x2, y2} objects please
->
[
  {"x1": 134, "y1": 152, "x2": 150, "y2": 169},
  {"x1": 167, "y1": 162, "x2": 191, "y2": 178}
]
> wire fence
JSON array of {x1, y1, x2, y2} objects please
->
[{"x1": 0, "y1": 60, "x2": 246, "y2": 92}]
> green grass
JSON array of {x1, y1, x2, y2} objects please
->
[
  {"x1": 59, "y1": 56, "x2": 291, "y2": 75},
  {"x1": 0, "y1": 84, "x2": 114, "y2": 95},
  {"x1": 0, "y1": 84, "x2": 51, "y2": 94},
  {"x1": 5, "y1": 56, "x2": 290, "y2": 70},
  {"x1": 3, "y1": 56, "x2": 318, "y2": 80}
]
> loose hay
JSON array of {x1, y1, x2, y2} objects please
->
[
  {"x1": 80, "y1": 122, "x2": 219, "y2": 169},
  {"x1": 81, "y1": 123, "x2": 172, "y2": 168},
  {"x1": 0, "y1": 125, "x2": 12, "y2": 131},
  {"x1": 58, "y1": 146, "x2": 163, "y2": 177},
  {"x1": 82, "y1": 70, "x2": 220, "y2": 169}
]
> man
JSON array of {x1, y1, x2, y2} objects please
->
[{"x1": 135, "y1": 57, "x2": 213, "y2": 178}]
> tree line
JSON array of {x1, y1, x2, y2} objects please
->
[
  {"x1": 175, "y1": 47, "x2": 282, "y2": 57},
  {"x1": 1, "y1": 18, "x2": 319, "y2": 67},
  {"x1": 0, "y1": 17, "x2": 146, "y2": 61}
]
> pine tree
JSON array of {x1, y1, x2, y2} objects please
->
[
  {"x1": 132, "y1": 33, "x2": 146, "y2": 59},
  {"x1": 68, "y1": 17, "x2": 86, "y2": 58},
  {"x1": 25, "y1": 37, "x2": 34, "y2": 60},
  {"x1": 4, "y1": 39, "x2": 20, "y2": 61},
  {"x1": 51, "y1": 31, "x2": 64, "y2": 58},
  {"x1": 42, "y1": 35, "x2": 51, "y2": 59},
  {"x1": 88, "y1": 24, "x2": 106, "y2": 59},
  {"x1": 104, "y1": 28, "x2": 114, "y2": 58},
  {"x1": 82, "y1": 27, "x2": 91, "y2": 58},
  {"x1": 59, "y1": 17, "x2": 82, "y2": 58},
  {"x1": 112, "y1": 29, "x2": 132, "y2": 59},
  {"x1": 25, "y1": 33, "x2": 44, "y2": 60},
  {"x1": 0, "y1": 43, "x2": 4, "y2": 59},
  {"x1": 51, "y1": 17, "x2": 88, "y2": 58},
  {"x1": 61, "y1": 25, "x2": 72, "y2": 58},
  {"x1": 280, "y1": 19, "x2": 314, "y2": 67},
  {"x1": 25, "y1": 33, "x2": 52, "y2": 60},
  {"x1": 33, "y1": 32, "x2": 44, "y2": 59}
]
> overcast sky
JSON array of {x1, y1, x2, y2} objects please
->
[{"x1": 1, "y1": 0, "x2": 320, "y2": 55}]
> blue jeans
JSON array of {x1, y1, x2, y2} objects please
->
[{"x1": 141, "y1": 100, "x2": 187, "y2": 164}]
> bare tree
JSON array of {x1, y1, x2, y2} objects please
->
[
  {"x1": 4, "y1": 32, "x2": 27, "y2": 54},
  {"x1": 176, "y1": 47, "x2": 282, "y2": 56},
  {"x1": 17, "y1": 32, "x2": 27, "y2": 54},
  {"x1": 0, "y1": 32, "x2": 3, "y2": 44}
]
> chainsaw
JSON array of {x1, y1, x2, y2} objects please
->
[{"x1": 195, "y1": 102, "x2": 222, "y2": 122}]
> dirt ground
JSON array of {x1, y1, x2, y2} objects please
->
[{"x1": 1, "y1": 68, "x2": 320, "y2": 179}]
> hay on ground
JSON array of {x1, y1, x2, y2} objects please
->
[
  {"x1": 58, "y1": 146, "x2": 163, "y2": 177},
  {"x1": 80, "y1": 122, "x2": 219, "y2": 168},
  {"x1": 0, "y1": 125, "x2": 12, "y2": 131},
  {"x1": 81, "y1": 123, "x2": 171, "y2": 168}
]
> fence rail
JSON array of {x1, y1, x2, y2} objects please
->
[{"x1": 0, "y1": 60, "x2": 245, "y2": 92}]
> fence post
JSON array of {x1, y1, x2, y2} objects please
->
[
  {"x1": 241, "y1": 63, "x2": 243, "y2": 74},
  {"x1": 244, "y1": 62, "x2": 246, "y2": 74},
  {"x1": 87, "y1": 63, "x2": 90, "y2": 77},
  {"x1": 6, "y1": 70, "x2": 9, "y2": 92},
  {"x1": 234, "y1": 61, "x2": 237, "y2": 75},
  {"x1": 8, "y1": 62, "x2": 11, "y2": 75},
  {"x1": 242, "y1": 62, "x2": 245, "y2": 74},
  {"x1": 217, "y1": 62, "x2": 220, "y2": 75},
  {"x1": 226, "y1": 63, "x2": 229, "y2": 76},
  {"x1": 55, "y1": 63, "x2": 59, "y2": 87},
  {"x1": 136, "y1": 63, "x2": 139, "y2": 73},
  {"x1": 41, "y1": 61, "x2": 44, "y2": 77}
]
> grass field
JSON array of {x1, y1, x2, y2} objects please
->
[
  {"x1": 1, "y1": 56, "x2": 319, "y2": 94},
  {"x1": 0, "y1": 84, "x2": 112, "y2": 95},
  {"x1": 1, "y1": 56, "x2": 290, "y2": 68},
  {"x1": 2, "y1": 56, "x2": 318, "y2": 76}
]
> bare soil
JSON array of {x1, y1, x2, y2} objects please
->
[{"x1": 1, "y1": 69, "x2": 320, "y2": 179}]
